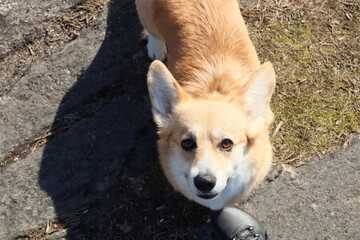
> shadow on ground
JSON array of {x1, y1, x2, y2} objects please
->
[{"x1": 38, "y1": 0, "x2": 155, "y2": 238}]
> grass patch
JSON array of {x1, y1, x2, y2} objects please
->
[{"x1": 242, "y1": 0, "x2": 360, "y2": 165}]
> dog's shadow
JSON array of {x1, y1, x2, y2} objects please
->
[{"x1": 38, "y1": 0, "x2": 158, "y2": 238}]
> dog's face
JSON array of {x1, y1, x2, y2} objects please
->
[
  {"x1": 147, "y1": 61, "x2": 275, "y2": 210},
  {"x1": 159, "y1": 100, "x2": 252, "y2": 209}
]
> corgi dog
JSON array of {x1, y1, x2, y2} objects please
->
[{"x1": 136, "y1": 0, "x2": 276, "y2": 210}]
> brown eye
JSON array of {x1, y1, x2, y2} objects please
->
[
  {"x1": 181, "y1": 138, "x2": 196, "y2": 151},
  {"x1": 220, "y1": 139, "x2": 234, "y2": 151}
]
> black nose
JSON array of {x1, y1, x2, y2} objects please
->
[{"x1": 194, "y1": 174, "x2": 217, "y2": 193}]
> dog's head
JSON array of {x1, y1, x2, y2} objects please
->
[{"x1": 147, "y1": 61, "x2": 275, "y2": 209}]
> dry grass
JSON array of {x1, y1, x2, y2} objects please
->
[{"x1": 241, "y1": 0, "x2": 360, "y2": 166}]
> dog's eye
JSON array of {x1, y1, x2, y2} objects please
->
[
  {"x1": 181, "y1": 139, "x2": 196, "y2": 151},
  {"x1": 220, "y1": 139, "x2": 234, "y2": 151}
]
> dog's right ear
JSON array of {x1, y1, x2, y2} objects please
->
[
  {"x1": 147, "y1": 60, "x2": 189, "y2": 128},
  {"x1": 242, "y1": 62, "x2": 276, "y2": 121}
]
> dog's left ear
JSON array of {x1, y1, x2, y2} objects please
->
[
  {"x1": 147, "y1": 60, "x2": 189, "y2": 128},
  {"x1": 243, "y1": 62, "x2": 276, "y2": 120}
]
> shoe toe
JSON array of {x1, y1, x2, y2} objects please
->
[{"x1": 211, "y1": 207, "x2": 268, "y2": 240}]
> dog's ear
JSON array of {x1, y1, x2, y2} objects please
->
[
  {"x1": 243, "y1": 62, "x2": 276, "y2": 120},
  {"x1": 147, "y1": 60, "x2": 189, "y2": 128}
]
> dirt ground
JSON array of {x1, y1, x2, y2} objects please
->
[{"x1": 1, "y1": 0, "x2": 359, "y2": 239}]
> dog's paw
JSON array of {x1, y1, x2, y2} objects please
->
[{"x1": 147, "y1": 35, "x2": 167, "y2": 61}]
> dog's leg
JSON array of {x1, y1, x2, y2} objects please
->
[{"x1": 147, "y1": 35, "x2": 167, "y2": 61}]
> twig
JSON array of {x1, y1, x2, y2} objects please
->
[{"x1": 272, "y1": 121, "x2": 284, "y2": 137}]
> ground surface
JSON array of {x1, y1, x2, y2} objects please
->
[{"x1": 0, "y1": 0, "x2": 359, "y2": 239}]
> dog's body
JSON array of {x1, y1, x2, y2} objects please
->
[{"x1": 136, "y1": 0, "x2": 276, "y2": 210}]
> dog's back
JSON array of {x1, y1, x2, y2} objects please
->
[{"x1": 136, "y1": 0, "x2": 260, "y2": 98}]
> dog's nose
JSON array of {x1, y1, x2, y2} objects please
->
[{"x1": 194, "y1": 174, "x2": 217, "y2": 192}]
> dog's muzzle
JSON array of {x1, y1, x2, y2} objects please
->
[{"x1": 194, "y1": 174, "x2": 218, "y2": 199}]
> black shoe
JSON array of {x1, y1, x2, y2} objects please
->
[{"x1": 211, "y1": 207, "x2": 269, "y2": 240}]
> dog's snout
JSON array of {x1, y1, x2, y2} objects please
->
[{"x1": 194, "y1": 174, "x2": 216, "y2": 192}]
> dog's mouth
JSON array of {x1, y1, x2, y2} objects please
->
[{"x1": 197, "y1": 193, "x2": 218, "y2": 200}]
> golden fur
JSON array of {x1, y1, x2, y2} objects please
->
[{"x1": 136, "y1": 0, "x2": 276, "y2": 209}]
